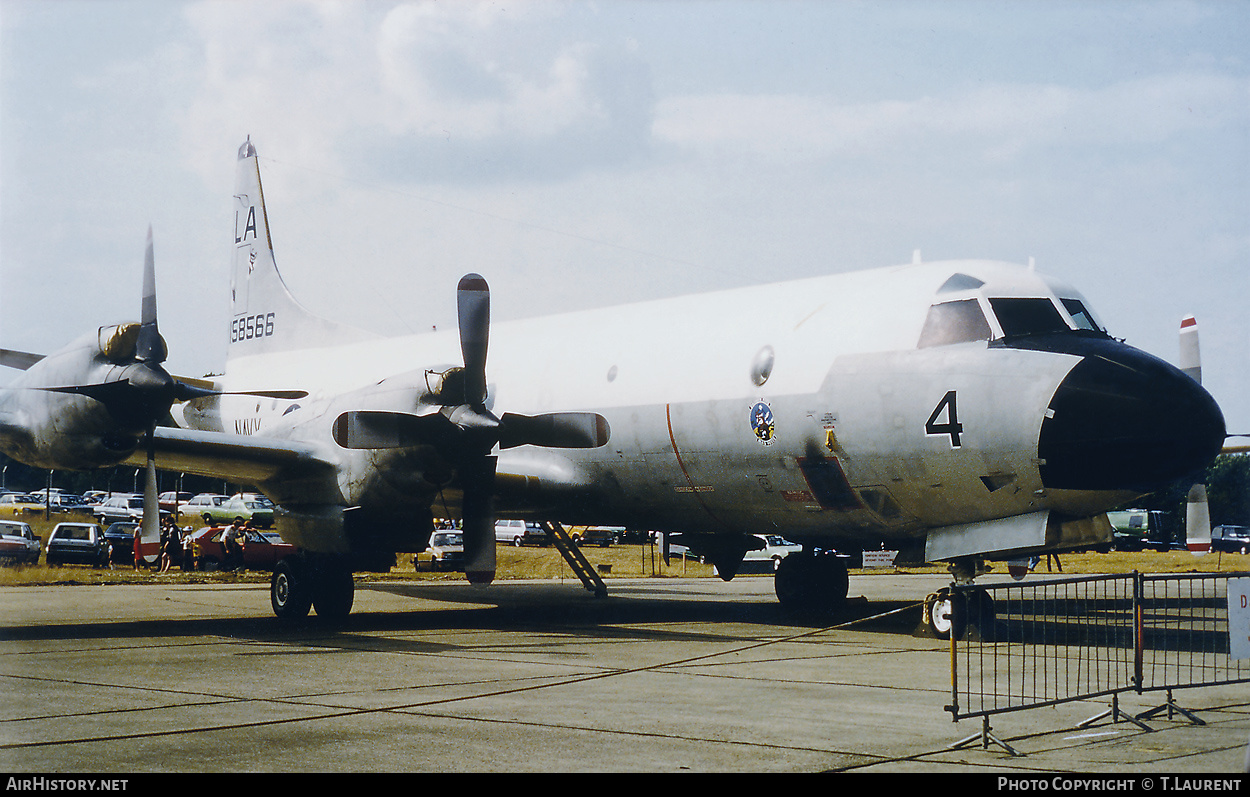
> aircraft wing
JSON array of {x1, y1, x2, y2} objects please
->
[{"x1": 120, "y1": 426, "x2": 337, "y2": 487}]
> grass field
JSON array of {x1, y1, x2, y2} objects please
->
[{"x1": 2, "y1": 508, "x2": 1248, "y2": 588}]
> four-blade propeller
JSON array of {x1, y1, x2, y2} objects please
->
[
  {"x1": 333, "y1": 273, "x2": 610, "y2": 584},
  {"x1": 41, "y1": 229, "x2": 305, "y2": 560}
]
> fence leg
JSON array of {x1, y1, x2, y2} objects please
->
[
  {"x1": 1079, "y1": 693, "x2": 1152, "y2": 731},
  {"x1": 1136, "y1": 689, "x2": 1207, "y2": 726},
  {"x1": 949, "y1": 716, "x2": 1022, "y2": 757}
]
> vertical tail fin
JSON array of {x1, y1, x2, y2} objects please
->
[{"x1": 228, "y1": 138, "x2": 375, "y2": 362}]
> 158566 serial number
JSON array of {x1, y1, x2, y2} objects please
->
[{"x1": 231, "y1": 312, "x2": 275, "y2": 343}]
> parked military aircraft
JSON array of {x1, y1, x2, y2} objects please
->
[{"x1": 0, "y1": 140, "x2": 1229, "y2": 632}]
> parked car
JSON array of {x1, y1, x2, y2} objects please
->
[
  {"x1": 184, "y1": 493, "x2": 230, "y2": 524},
  {"x1": 570, "y1": 526, "x2": 622, "y2": 547},
  {"x1": 0, "y1": 494, "x2": 43, "y2": 515},
  {"x1": 1106, "y1": 509, "x2": 1178, "y2": 551},
  {"x1": 0, "y1": 521, "x2": 41, "y2": 565},
  {"x1": 45, "y1": 522, "x2": 110, "y2": 567},
  {"x1": 741, "y1": 534, "x2": 803, "y2": 571},
  {"x1": 158, "y1": 492, "x2": 194, "y2": 515},
  {"x1": 102, "y1": 521, "x2": 139, "y2": 564},
  {"x1": 1212, "y1": 525, "x2": 1250, "y2": 554},
  {"x1": 219, "y1": 495, "x2": 275, "y2": 528},
  {"x1": 494, "y1": 519, "x2": 548, "y2": 546},
  {"x1": 94, "y1": 494, "x2": 168, "y2": 526},
  {"x1": 416, "y1": 529, "x2": 464, "y2": 571},
  {"x1": 186, "y1": 525, "x2": 295, "y2": 571},
  {"x1": 31, "y1": 492, "x2": 90, "y2": 513}
]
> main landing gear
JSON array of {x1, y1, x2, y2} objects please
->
[
  {"x1": 774, "y1": 550, "x2": 849, "y2": 615},
  {"x1": 271, "y1": 554, "x2": 355, "y2": 620}
]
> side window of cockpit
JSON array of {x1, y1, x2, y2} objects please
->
[
  {"x1": 917, "y1": 299, "x2": 992, "y2": 348},
  {"x1": 1060, "y1": 298, "x2": 1104, "y2": 332},
  {"x1": 988, "y1": 298, "x2": 1070, "y2": 338}
]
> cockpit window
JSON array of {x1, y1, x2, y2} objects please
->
[
  {"x1": 988, "y1": 298, "x2": 1070, "y2": 338},
  {"x1": 918, "y1": 299, "x2": 992, "y2": 348},
  {"x1": 1060, "y1": 298, "x2": 1104, "y2": 332}
]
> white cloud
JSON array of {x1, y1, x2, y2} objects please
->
[
  {"x1": 652, "y1": 73, "x2": 1250, "y2": 163},
  {"x1": 174, "y1": 0, "x2": 653, "y2": 185}
]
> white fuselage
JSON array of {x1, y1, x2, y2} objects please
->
[{"x1": 186, "y1": 259, "x2": 1099, "y2": 553}]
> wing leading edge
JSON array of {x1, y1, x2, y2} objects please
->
[{"x1": 121, "y1": 426, "x2": 337, "y2": 489}]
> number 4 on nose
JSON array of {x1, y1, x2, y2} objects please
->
[{"x1": 925, "y1": 390, "x2": 963, "y2": 448}]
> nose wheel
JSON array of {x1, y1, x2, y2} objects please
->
[
  {"x1": 925, "y1": 588, "x2": 964, "y2": 640},
  {"x1": 923, "y1": 586, "x2": 996, "y2": 640}
]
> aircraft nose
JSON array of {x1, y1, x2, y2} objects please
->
[{"x1": 1037, "y1": 343, "x2": 1225, "y2": 492}]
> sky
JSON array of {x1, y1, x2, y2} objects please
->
[{"x1": 1, "y1": 0, "x2": 1247, "y2": 437}]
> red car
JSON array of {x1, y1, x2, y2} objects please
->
[
  {"x1": 0, "y1": 520, "x2": 41, "y2": 565},
  {"x1": 187, "y1": 526, "x2": 296, "y2": 571}
]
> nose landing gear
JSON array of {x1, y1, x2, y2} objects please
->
[{"x1": 922, "y1": 556, "x2": 996, "y2": 640}]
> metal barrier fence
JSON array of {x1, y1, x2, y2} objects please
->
[{"x1": 945, "y1": 571, "x2": 1250, "y2": 752}]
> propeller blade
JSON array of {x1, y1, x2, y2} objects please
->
[
  {"x1": 139, "y1": 428, "x2": 161, "y2": 566},
  {"x1": 1179, "y1": 315, "x2": 1201, "y2": 384},
  {"x1": 40, "y1": 366, "x2": 180, "y2": 430},
  {"x1": 0, "y1": 348, "x2": 44, "y2": 371},
  {"x1": 1186, "y1": 483, "x2": 1211, "y2": 556},
  {"x1": 1178, "y1": 315, "x2": 1215, "y2": 553},
  {"x1": 332, "y1": 410, "x2": 458, "y2": 450},
  {"x1": 457, "y1": 274, "x2": 490, "y2": 406},
  {"x1": 172, "y1": 381, "x2": 308, "y2": 402},
  {"x1": 499, "y1": 412, "x2": 611, "y2": 449},
  {"x1": 460, "y1": 454, "x2": 497, "y2": 586},
  {"x1": 331, "y1": 409, "x2": 609, "y2": 451},
  {"x1": 136, "y1": 227, "x2": 168, "y2": 365}
]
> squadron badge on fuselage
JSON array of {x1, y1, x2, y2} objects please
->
[{"x1": 751, "y1": 401, "x2": 775, "y2": 445}]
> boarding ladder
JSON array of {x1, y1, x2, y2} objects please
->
[{"x1": 541, "y1": 521, "x2": 608, "y2": 598}]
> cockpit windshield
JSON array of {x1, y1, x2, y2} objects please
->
[
  {"x1": 919, "y1": 286, "x2": 1110, "y2": 349},
  {"x1": 1060, "y1": 298, "x2": 1104, "y2": 332},
  {"x1": 988, "y1": 298, "x2": 1070, "y2": 338},
  {"x1": 917, "y1": 299, "x2": 992, "y2": 348}
]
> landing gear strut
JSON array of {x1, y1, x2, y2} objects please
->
[
  {"x1": 775, "y1": 550, "x2": 849, "y2": 615},
  {"x1": 271, "y1": 554, "x2": 355, "y2": 620}
]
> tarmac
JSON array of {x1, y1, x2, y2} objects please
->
[{"x1": 1, "y1": 572, "x2": 1248, "y2": 775}]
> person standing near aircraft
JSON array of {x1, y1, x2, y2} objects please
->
[
  {"x1": 132, "y1": 525, "x2": 143, "y2": 572},
  {"x1": 223, "y1": 518, "x2": 246, "y2": 571},
  {"x1": 159, "y1": 516, "x2": 180, "y2": 573}
]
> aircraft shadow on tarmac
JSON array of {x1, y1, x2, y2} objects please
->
[{"x1": 0, "y1": 580, "x2": 926, "y2": 656}]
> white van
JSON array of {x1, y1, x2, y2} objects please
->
[{"x1": 494, "y1": 519, "x2": 548, "y2": 546}]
